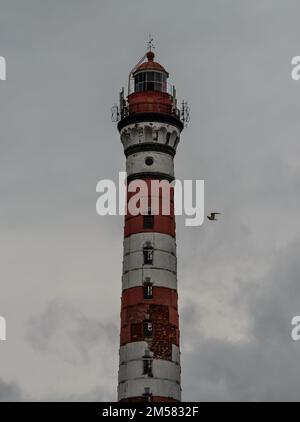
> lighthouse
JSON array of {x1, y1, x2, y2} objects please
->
[{"x1": 113, "y1": 44, "x2": 188, "y2": 402}]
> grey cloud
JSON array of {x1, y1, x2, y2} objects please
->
[
  {"x1": 40, "y1": 386, "x2": 108, "y2": 402},
  {"x1": 0, "y1": 378, "x2": 23, "y2": 402},
  {"x1": 27, "y1": 299, "x2": 118, "y2": 365},
  {"x1": 181, "y1": 237, "x2": 300, "y2": 401}
]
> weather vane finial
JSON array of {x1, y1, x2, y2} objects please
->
[{"x1": 147, "y1": 33, "x2": 155, "y2": 52}]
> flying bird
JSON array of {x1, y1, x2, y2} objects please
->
[{"x1": 207, "y1": 212, "x2": 221, "y2": 221}]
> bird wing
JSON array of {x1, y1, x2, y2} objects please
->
[{"x1": 208, "y1": 212, "x2": 221, "y2": 220}]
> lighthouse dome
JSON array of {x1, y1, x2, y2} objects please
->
[
  {"x1": 131, "y1": 51, "x2": 171, "y2": 95},
  {"x1": 133, "y1": 51, "x2": 169, "y2": 76}
]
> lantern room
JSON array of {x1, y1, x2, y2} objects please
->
[
  {"x1": 127, "y1": 51, "x2": 177, "y2": 116},
  {"x1": 113, "y1": 48, "x2": 190, "y2": 132},
  {"x1": 133, "y1": 51, "x2": 169, "y2": 93}
]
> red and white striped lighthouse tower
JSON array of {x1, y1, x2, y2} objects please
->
[{"x1": 113, "y1": 44, "x2": 187, "y2": 402}]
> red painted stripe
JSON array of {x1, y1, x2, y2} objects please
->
[
  {"x1": 121, "y1": 286, "x2": 178, "y2": 308},
  {"x1": 124, "y1": 177, "x2": 176, "y2": 237},
  {"x1": 124, "y1": 214, "x2": 176, "y2": 237},
  {"x1": 126, "y1": 178, "x2": 175, "y2": 217},
  {"x1": 127, "y1": 178, "x2": 174, "y2": 196},
  {"x1": 128, "y1": 91, "x2": 173, "y2": 115},
  {"x1": 120, "y1": 286, "x2": 180, "y2": 348}
]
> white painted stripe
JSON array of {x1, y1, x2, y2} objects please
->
[
  {"x1": 172, "y1": 344, "x2": 181, "y2": 365},
  {"x1": 119, "y1": 341, "x2": 151, "y2": 363},
  {"x1": 122, "y1": 268, "x2": 177, "y2": 290},
  {"x1": 118, "y1": 378, "x2": 181, "y2": 401},
  {"x1": 123, "y1": 249, "x2": 177, "y2": 274},
  {"x1": 126, "y1": 151, "x2": 174, "y2": 178},
  {"x1": 119, "y1": 342, "x2": 180, "y2": 364},
  {"x1": 118, "y1": 359, "x2": 180, "y2": 384},
  {"x1": 120, "y1": 122, "x2": 180, "y2": 151},
  {"x1": 124, "y1": 233, "x2": 176, "y2": 255}
]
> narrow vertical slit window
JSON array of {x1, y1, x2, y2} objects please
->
[
  {"x1": 143, "y1": 321, "x2": 153, "y2": 338},
  {"x1": 166, "y1": 132, "x2": 171, "y2": 145},
  {"x1": 143, "y1": 212, "x2": 154, "y2": 229},
  {"x1": 143, "y1": 359, "x2": 153, "y2": 377},
  {"x1": 143, "y1": 281, "x2": 153, "y2": 299},
  {"x1": 143, "y1": 246, "x2": 153, "y2": 265}
]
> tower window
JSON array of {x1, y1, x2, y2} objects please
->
[
  {"x1": 143, "y1": 359, "x2": 153, "y2": 377},
  {"x1": 145, "y1": 156, "x2": 154, "y2": 166},
  {"x1": 142, "y1": 388, "x2": 152, "y2": 402},
  {"x1": 174, "y1": 136, "x2": 179, "y2": 149},
  {"x1": 165, "y1": 132, "x2": 171, "y2": 145},
  {"x1": 143, "y1": 246, "x2": 153, "y2": 265},
  {"x1": 147, "y1": 72, "x2": 155, "y2": 81},
  {"x1": 143, "y1": 321, "x2": 153, "y2": 338},
  {"x1": 143, "y1": 282, "x2": 153, "y2": 299},
  {"x1": 134, "y1": 71, "x2": 167, "y2": 93},
  {"x1": 143, "y1": 214, "x2": 154, "y2": 229}
]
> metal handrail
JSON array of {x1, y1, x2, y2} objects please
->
[{"x1": 120, "y1": 103, "x2": 180, "y2": 120}]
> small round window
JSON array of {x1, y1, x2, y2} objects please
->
[{"x1": 145, "y1": 157, "x2": 154, "y2": 166}]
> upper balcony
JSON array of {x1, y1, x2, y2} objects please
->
[{"x1": 112, "y1": 50, "x2": 190, "y2": 131}]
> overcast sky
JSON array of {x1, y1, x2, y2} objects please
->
[{"x1": 1, "y1": 0, "x2": 300, "y2": 401}]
